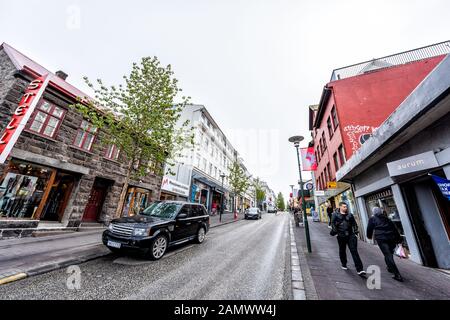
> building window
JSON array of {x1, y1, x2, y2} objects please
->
[
  {"x1": 202, "y1": 158, "x2": 207, "y2": 171},
  {"x1": 196, "y1": 154, "x2": 201, "y2": 168},
  {"x1": 209, "y1": 163, "x2": 213, "y2": 176},
  {"x1": 327, "y1": 116, "x2": 334, "y2": 140},
  {"x1": 28, "y1": 100, "x2": 65, "y2": 138},
  {"x1": 327, "y1": 162, "x2": 332, "y2": 181},
  {"x1": 74, "y1": 120, "x2": 97, "y2": 151},
  {"x1": 105, "y1": 144, "x2": 120, "y2": 161},
  {"x1": 338, "y1": 144, "x2": 346, "y2": 165},
  {"x1": 333, "y1": 152, "x2": 340, "y2": 171},
  {"x1": 331, "y1": 105, "x2": 339, "y2": 129},
  {"x1": 324, "y1": 166, "x2": 328, "y2": 184},
  {"x1": 321, "y1": 132, "x2": 327, "y2": 154}
]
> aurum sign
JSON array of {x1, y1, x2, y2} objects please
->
[{"x1": 0, "y1": 74, "x2": 50, "y2": 163}]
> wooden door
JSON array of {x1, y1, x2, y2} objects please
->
[{"x1": 83, "y1": 182, "x2": 108, "y2": 222}]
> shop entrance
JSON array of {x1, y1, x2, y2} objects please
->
[
  {"x1": 83, "y1": 178, "x2": 111, "y2": 222},
  {"x1": 402, "y1": 171, "x2": 450, "y2": 268},
  {"x1": 122, "y1": 187, "x2": 152, "y2": 217},
  {"x1": 40, "y1": 172, "x2": 76, "y2": 221}
]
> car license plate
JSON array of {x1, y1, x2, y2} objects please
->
[{"x1": 107, "y1": 240, "x2": 121, "y2": 249}]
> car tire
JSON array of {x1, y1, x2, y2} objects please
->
[
  {"x1": 147, "y1": 234, "x2": 168, "y2": 260},
  {"x1": 195, "y1": 226, "x2": 206, "y2": 244}
]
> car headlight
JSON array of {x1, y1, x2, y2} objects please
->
[
  {"x1": 133, "y1": 228, "x2": 148, "y2": 236},
  {"x1": 108, "y1": 224, "x2": 114, "y2": 231}
]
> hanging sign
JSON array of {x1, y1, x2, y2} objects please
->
[
  {"x1": 0, "y1": 74, "x2": 50, "y2": 163},
  {"x1": 300, "y1": 147, "x2": 318, "y2": 171},
  {"x1": 430, "y1": 174, "x2": 450, "y2": 201}
]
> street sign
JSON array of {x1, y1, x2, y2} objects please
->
[
  {"x1": 327, "y1": 181, "x2": 337, "y2": 189},
  {"x1": 305, "y1": 182, "x2": 313, "y2": 190},
  {"x1": 315, "y1": 190, "x2": 325, "y2": 196}
]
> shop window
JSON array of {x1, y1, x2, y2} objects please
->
[
  {"x1": 0, "y1": 160, "x2": 58, "y2": 219},
  {"x1": 105, "y1": 144, "x2": 120, "y2": 161},
  {"x1": 27, "y1": 100, "x2": 65, "y2": 138},
  {"x1": 122, "y1": 187, "x2": 152, "y2": 217},
  {"x1": 331, "y1": 105, "x2": 339, "y2": 129},
  {"x1": 74, "y1": 120, "x2": 97, "y2": 151}
]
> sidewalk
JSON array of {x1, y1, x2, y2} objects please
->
[
  {"x1": 292, "y1": 216, "x2": 450, "y2": 300},
  {"x1": 0, "y1": 212, "x2": 244, "y2": 285}
]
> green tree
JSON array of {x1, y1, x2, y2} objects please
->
[
  {"x1": 276, "y1": 192, "x2": 286, "y2": 211},
  {"x1": 228, "y1": 160, "x2": 250, "y2": 212},
  {"x1": 253, "y1": 177, "x2": 266, "y2": 209},
  {"x1": 73, "y1": 56, "x2": 194, "y2": 217}
]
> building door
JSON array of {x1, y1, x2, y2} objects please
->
[
  {"x1": 402, "y1": 180, "x2": 439, "y2": 268},
  {"x1": 40, "y1": 172, "x2": 76, "y2": 222},
  {"x1": 83, "y1": 178, "x2": 109, "y2": 222}
]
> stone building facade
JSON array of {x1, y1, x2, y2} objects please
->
[{"x1": 0, "y1": 43, "x2": 162, "y2": 239}]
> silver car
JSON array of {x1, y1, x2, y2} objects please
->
[{"x1": 244, "y1": 207, "x2": 262, "y2": 220}]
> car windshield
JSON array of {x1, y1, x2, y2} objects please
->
[
  {"x1": 141, "y1": 202, "x2": 182, "y2": 219},
  {"x1": 249, "y1": 208, "x2": 258, "y2": 213}
]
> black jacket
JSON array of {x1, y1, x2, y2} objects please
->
[
  {"x1": 331, "y1": 210, "x2": 359, "y2": 237},
  {"x1": 367, "y1": 213, "x2": 401, "y2": 243}
]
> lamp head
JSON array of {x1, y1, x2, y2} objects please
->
[{"x1": 288, "y1": 135, "x2": 304, "y2": 147}]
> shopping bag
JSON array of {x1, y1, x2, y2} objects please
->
[{"x1": 394, "y1": 244, "x2": 407, "y2": 259}]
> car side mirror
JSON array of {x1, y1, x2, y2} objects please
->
[{"x1": 177, "y1": 213, "x2": 188, "y2": 220}]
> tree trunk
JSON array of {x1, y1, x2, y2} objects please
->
[{"x1": 115, "y1": 160, "x2": 133, "y2": 218}]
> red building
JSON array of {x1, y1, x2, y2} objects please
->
[{"x1": 310, "y1": 41, "x2": 449, "y2": 221}]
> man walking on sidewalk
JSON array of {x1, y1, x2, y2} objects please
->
[
  {"x1": 330, "y1": 202, "x2": 366, "y2": 276},
  {"x1": 367, "y1": 207, "x2": 404, "y2": 282}
]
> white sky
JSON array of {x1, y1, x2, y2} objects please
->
[{"x1": 1, "y1": 0, "x2": 450, "y2": 199}]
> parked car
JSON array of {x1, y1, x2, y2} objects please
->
[
  {"x1": 267, "y1": 204, "x2": 278, "y2": 213},
  {"x1": 103, "y1": 201, "x2": 209, "y2": 260},
  {"x1": 245, "y1": 207, "x2": 262, "y2": 220}
]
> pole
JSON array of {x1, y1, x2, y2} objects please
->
[
  {"x1": 220, "y1": 177, "x2": 224, "y2": 223},
  {"x1": 295, "y1": 145, "x2": 312, "y2": 253}
]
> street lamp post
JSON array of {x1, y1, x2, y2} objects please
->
[
  {"x1": 289, "y1": 135, "x2": 312, "y2": 253},
  {"x1": 220, "y1": 173, "x2": 226, "y2": 223}
]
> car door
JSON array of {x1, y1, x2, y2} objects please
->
[{"x1": 172, "y1": 205, "x2": 192, "y2": 241}]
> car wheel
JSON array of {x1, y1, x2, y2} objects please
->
[
  {"x1": 147, "y1": 234, "x2": 168, "y2": 260},
  {"x1": 195, "y1": 227, "x2": 206, "y2": 244}
]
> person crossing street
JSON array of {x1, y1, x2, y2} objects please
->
[{"x1": 330, "y1": 202, "x2": 366, "y2": 277}]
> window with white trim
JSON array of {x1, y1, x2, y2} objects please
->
[
  {"x1": 74, "y1": 120, "x2": 97, "y2": 151},
  {"x1": 28, "y1": 100, "x2": 65, "y2": 138}
]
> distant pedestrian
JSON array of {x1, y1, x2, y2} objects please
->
[
  {"x1": 330, "y1": 202, "x2": 366, "y2": 276},
  {"x1": 367, "y1": 207, "x2": 404, "y2": 282},
  {"x1": 326, "y1": 203, "x2": 333, "y2": 229}
]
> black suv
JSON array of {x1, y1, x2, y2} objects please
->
[{"x1": 103, "y1": 201, "x2": 210, "y2": 260}]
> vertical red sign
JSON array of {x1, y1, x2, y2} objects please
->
[{"x1": 0, "y1": 74, "x2": 50, "y2": 163}]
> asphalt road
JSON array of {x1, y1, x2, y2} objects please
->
[{"x1": 0, "y1": 212, "x2": 292, "y2": 300}]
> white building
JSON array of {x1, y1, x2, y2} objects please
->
[{"x1": 166, "y1": 104, "x2": 250, "y2": 214}]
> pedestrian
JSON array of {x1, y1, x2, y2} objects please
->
[
  {"x1": 326, "y1": 203, "x2": 333, "y2": 229},
  {"x1": 367, "y1": 207, "x2": 404, "y2": 282},
  {"x1": 330, "y1": 202, "x2": 366, "y2": 276},
  {"x1": 211, "y1": 202, "x2": 217, "y2": 216}
]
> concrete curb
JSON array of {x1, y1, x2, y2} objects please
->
[
  {"x1": 210, "y1": 217, "x2": 243, "y2": 229},
  {"x1": 0, "y1": 245, "x2": 110, "y2": 285},
  {"x1": 289, "y1": 220, "x2": 306, "y2": 300}
]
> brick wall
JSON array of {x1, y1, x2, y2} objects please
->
[{"x1": 0, "y1": 49, "x2": 162, "y2": 230}]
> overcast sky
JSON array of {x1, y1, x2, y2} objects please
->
[{"x1": 1, "y1": 0, "x2": 450, "y2": 199}]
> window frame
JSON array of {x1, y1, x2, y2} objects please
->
[
  {"x1": 327, "y1": 116, "x2": 334, "y2": 140},
  {"x1": 73, "y1": 120, "x2": 98, "y2": 151},
  {"x1": 27, "y1": 99, "x2": 66, "y2": 139},
  {"x1": 105, "y1": 144, "x2": 120, "y2": 161},
  {"x1": 331, "y1": 105, "x2": 339, "y2": 129}
]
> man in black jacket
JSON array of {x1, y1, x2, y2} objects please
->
[
  {"x1": 331, "y1": 202, "x2": 366, "y2": 276},
  {"x1": 367, "y1": 207, "x2": 404, "y2": 282}
]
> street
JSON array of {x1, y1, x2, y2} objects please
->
[{"x1": 0, "y1": 213, "x2": 292, "y2": 300}]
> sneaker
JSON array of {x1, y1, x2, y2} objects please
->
[
  {"x1": 341, "y1": 265, "x2": 348, "y2": 270},
  {"x1": 357, "y1": 270, "x2": 367, "y2": 276},
  {"x1": 392, "y1": 274, "x2": 404, "y2": 282}
]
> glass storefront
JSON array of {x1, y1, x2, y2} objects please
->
[
  {"x1": 0, "y1": 160, "x2": 76, "y2": 221},
  {"x1": 365, "y1": 188, "x2": 410, "y2": 258},
  {"x1": 122, "y1": 187, "x2": 152, "y2": 217}
]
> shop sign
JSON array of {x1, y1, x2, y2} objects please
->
[
  {"x1": 161, "y1": 176, "x2": 190, "y2": 197},
  {"x1": 387, "y1": 151, "x2": 439, "y2": 177},
  {"x1": 315, "y1": 190, "x2": 325, "y2": 196},
  {"x1": 327, "y1": 181, "x2": 337, "y2": 189},
  {"x1": 430, "y1": 175, "x2": 450, "y2": 201},
  {"x1": 0, "y1": 74, "x2": 50, "y2": 163}
]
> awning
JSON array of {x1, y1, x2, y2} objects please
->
[{"x1": 191, "y1": 169, "x2": 229, "y2": 194}]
